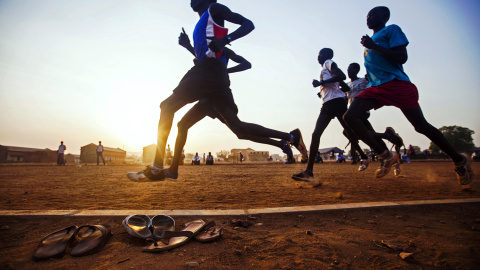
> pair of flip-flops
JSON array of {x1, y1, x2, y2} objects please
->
[
  {"x1": 122, "y1": 215, "x2": 223, "y2": 253},
  {"x1": 33, "y1": 224, "x2": 112, "y2": 261}
]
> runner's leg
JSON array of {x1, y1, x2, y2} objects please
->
[
  {"x1": 344, "y1": 98, "x2": 388, "y2": 153},
  {"x1": 153, "y1": 93, "x2": 191, "y2": 167},
  {"x1": 401, "y1": 106, "x2": 463, "y2": 162},
  {"x1": 306, "y1": 113, "x2": 333, "y2": 172},
  {"x1": 218, "y1": 107, "x2": 289, "y2": 148},
  {"x1": 168, "y1": 105, "x2": 208, "y2": 174}
]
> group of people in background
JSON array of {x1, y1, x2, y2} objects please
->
[
  {"x1": 191, "y1": 152, "x2": 215, "y2": 165},
  {"x1": 56, "y1": 140, "x2": 106, "y2": 166}
]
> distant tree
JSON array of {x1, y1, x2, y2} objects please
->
[
  {"x1": 185, "y1": 153, "x2": 194, "y2": 159},
  {"x1": 413, "y1": 145, "x2": 421, "y2": 154},
  {"x1": 216, "y1": 150, "x2": 230, "y2": 160},
  {"x1": 429, "y1": 125, "x2": 475, "y2": 153}
]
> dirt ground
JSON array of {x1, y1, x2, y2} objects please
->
[{"x1": 0, "y1": 161, "x2": 479, "y2": 269}]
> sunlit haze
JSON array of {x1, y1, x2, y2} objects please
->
[{"x1": 1, "y1": 0, "x2": 479, "y2": 156}]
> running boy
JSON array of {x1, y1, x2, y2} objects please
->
[
  {"x1": 344, "y1": 6, "x2": 473, "y2": 184},
  {"x1": 341, "y1": 63, "x2": 404, "y2": 169},
  {"x1": 127, "y1": 0, "x2": 306, "y2": 181},
  {"x1": 292, "y1": 49, "x2": 370, "y2": 182},
  {"x1": 342, "y1": 63, "x2": 371, "y2": 167}
]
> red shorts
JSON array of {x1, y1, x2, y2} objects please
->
[{"x1": 356, "y1": 79, "x2": 419, "y2": 110}]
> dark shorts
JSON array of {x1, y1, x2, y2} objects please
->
[
  {"x1": 190, "y1": 89, "x2": 239, "y2": 123},
  {"x1": 320, "y1": 97, "x2": 348, "y2": 120},
  {"x1": 172, "y1": 58, "x2": 230, "y2": 104},
  {"x1": 356, "y1": 79, "x2": 419, "y2": 110}
]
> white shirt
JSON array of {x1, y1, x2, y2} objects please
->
[
  {"x1": 193, "y1": 155, "x2": 201, "y2": 162},
  {"x1": 206, "y1": 155, "x2": 214, "y2": 161},
  {"x1": 347, "y1": 78, "x2": 368, "y2": 104},
  {"x1": 96, "y1": 145, "x2": 104, "y2": 153},
  {"x1": 58, "y1": 145, "x2": 66, "y2": 154},
  {"x1": 319, "y1": 59, "x2": 346, "y2": 103}
]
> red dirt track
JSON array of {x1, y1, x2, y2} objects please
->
[{"x1": 0, "y1": 161, "x2": 479, "y2": 269}]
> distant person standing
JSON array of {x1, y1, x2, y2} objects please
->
[
  {"x1": 57, "y1": 141, "x2": 66, "y2": 166},
  {"x1": 408, "y1": 144, "x2": 415, "y2": 160},
  {"x1": 165, "y1": 144, "x2": 173, "y2": 165},
  {"x1": 239, "y1": 152, "x2": 243, "y2": 163},
  {"x1": 97, "y1": 141, "x2": 106, "y2": 166},
  {"x1": 180, "y1": 149, "x2": 186, "y2": 165}
]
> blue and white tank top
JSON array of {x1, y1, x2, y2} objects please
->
[{"x1": 193, "y1": 7, "x2": 229, "y2": 64}]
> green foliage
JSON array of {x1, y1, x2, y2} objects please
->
[{"x1": 429, "y1": 125, "x2": 475, "y2": 153}]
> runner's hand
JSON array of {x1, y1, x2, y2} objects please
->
[
  {"x1": 179, "y1": 28, "x2": 190, "y2": 48},
  {"x1": 206, "y1": 36, "x2": 228, "y2": 53},
  {"x1": 361, "y1": 35, "x2": 375, "y2": 49},
  {"x1": 312, "y1": 79, "x2": 321, "y2": 88}
]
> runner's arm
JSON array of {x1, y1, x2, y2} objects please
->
[
  {"x1": 361, "y1": 35, "x2": 408, "y2": 64},
  {"x1": 339, "y1": 81, "x2": 350, "y2": 92},
  {"x1": 224, "y1": 47, "x2": 251, "y2": 74},
  {"x1": 179, "y1": 27, "x2": 196, "y2": 57},
  {"x1": 319, "y1": 62, "x2": 346, "y2": 85},
  {"x1": 207, "y1": 3, "x2": 255, "y2": 52}
]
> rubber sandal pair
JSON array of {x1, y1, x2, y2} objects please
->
[
  {"x1": 142, "y1": 220, "x2": 223, "y2": 253},
  {"x1": 33, "y1": 224, "x2": 112, "y2": 261},
  {"x1": 122, "y1": 214, "x2": 175, "y2": 241}
]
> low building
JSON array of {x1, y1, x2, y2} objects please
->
[
  {"x1": 248, "y1": 150, "x2": 270, "y2": 162},
  {"x1": 143, "y1": 144, "x2": 157, "y2": 164},
  {"x1": 0, "y1": 145, "x2": 57, "y2": 163},
  {"x1": 80, "y1": 143, "x2": 126, "y2": 164},
  {"x1": 65, "y1": 154, "x2": 80, "y2": 164},
  {"x1": 230, "y1": 148, "x2": 270, "y2": 162}
]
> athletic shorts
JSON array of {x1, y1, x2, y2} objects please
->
[
  {"x1": 172, "y1": 58, "x2": 230, "y2": 104},
  {"x1": 320, "y1": 97, "x2": 348, "y2": 120},
  {"x1": 190, "y1": 89, "x2": 239, "y2": 123},
  {"x1": 356, "y1": 79, "x2": 419, "y2": 110}
]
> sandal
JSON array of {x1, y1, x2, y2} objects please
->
[
  {"x1": 142, "y1": 220, "x2": 206, "y2": 253},
  {"x1": 33, "y1": 226, "x2": 77, "y2": 261},
  {"x1": 194, "y1": 221, "x2": 223, "y2": 243},
  {"x1": 122, "y1": 215, "x2": 152, "y2": 240},
  {"x1": 70, "y1": 224, "x2": 112, "y2": 257}
]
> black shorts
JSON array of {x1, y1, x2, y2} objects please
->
[
  {"x1": 190, "y1": 89, "x2": 239, "y2": 123},
  {"x1": 173, "y1": 58, "x2": 230, "y2": 104},
  {"x1": 320, "y1": 97, "x2": 348, "y2": 120}
]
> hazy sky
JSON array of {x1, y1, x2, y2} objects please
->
[{"x1": 1, "y1": 0, "x2": 479, "y2": 156}]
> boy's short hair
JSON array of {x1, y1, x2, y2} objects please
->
[
  {"x1": 349, "y1": 63, "x2": 360, "y2": 71},
  {"x1": 375, "y1": 6, "x2": 390, "y2": 22},
  {"x1": 321, "y1": 48, "x2": 334, "y2": 59}
]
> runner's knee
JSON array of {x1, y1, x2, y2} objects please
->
[
  {"x1": 160, "y1": 99, "x2": 172, "y2": 112},
  {"x1": 343, "y1": 111, "x2": 355, "y2": 124},
  {"x1": 413, "y1": 122, "x2": 433, "y2": 135},
  {"x1": 230, "y1": 123, "x2": 248, "y2": 140},
  {"x1": 177, "y1": 119, "x2": 188, "y2": 132}
]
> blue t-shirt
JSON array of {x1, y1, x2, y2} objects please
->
[{"x1": 364, "y1": 24, "x2": 410, "y2": 87}]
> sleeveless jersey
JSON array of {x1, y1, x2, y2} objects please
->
[{"x1": 193, "y1": 7, "x2": 228, "y2": 64}]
